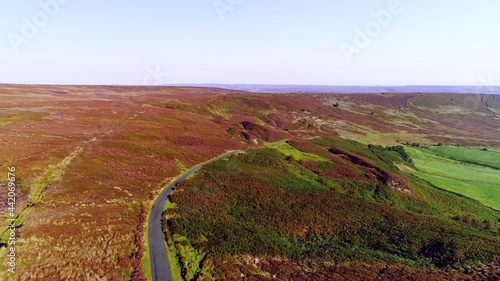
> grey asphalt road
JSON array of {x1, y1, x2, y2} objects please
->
[{"x1": 148, "y1": 151, "x2": 243, "y2": 281}]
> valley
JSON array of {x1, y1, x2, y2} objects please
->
[{"x1": 0, "y1": 84, "x2": 498, "y2": 280}]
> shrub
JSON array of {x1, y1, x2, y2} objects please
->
[{"x1": 387, "y1": 145, "x2": 413, "y2": 163}]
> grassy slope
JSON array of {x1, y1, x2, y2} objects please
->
[
  {"x1": 428, "y1": 146, "x2": 500, "y2": 170},
  {"x1": 406, "y1": 147, "x2": 500, "y2": 210},
  {"x1": 163, "y1": 197, "x2": 184, "y2": 281},
  {"x1": 165, "y1": 141, "x2": 500, "y2": 279},
  {"x1": 264, "y1": 140, "x2": 328, "y2": 161}
]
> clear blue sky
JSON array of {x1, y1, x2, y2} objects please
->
[{"x1": 0, "y1": 0, "x2": 499, "y2": 85}]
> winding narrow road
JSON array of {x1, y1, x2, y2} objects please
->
[{"x1": 148, "y1": 151, "x2": 243, "y2": 281}]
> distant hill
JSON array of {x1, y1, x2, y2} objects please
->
[{"x1": 167, "y1": 84, "x2": 500, "y2": 94}]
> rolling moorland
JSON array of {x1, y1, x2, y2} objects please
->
[
  {"x1": 165, "y1": 142, "x2": 499, "y2": 280},
  {"x1": 170, "y1": 84, "x2": 500, "y2": 94},
  {"x1": 0, "y1": 84, "x2": 498, "y2": 280}
]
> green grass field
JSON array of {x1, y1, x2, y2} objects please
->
[
  {"x1": 406, "y1": 147, "x2": 500, "y2": 210},
  {"x1": 428, "y1": 146, "x2": 500, "y2": 170},
  {"x1": 265, "y1": 140, "x2": 328, "y2": 161}
]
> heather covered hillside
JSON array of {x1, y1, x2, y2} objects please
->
[
  {"x1": 165, "y1": 143, "x2": 499, "y2": 280},
  {"x1": 0, "y1": 85, "x2": 498, "y2": 280}
]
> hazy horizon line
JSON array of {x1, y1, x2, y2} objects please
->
[{"x1": 1, "y1": 82, "x2": 499, "y2": 88}]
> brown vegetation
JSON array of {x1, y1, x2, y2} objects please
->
[{"x1": 0, "y1": 84, "x2": 498, "y2": 280}]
